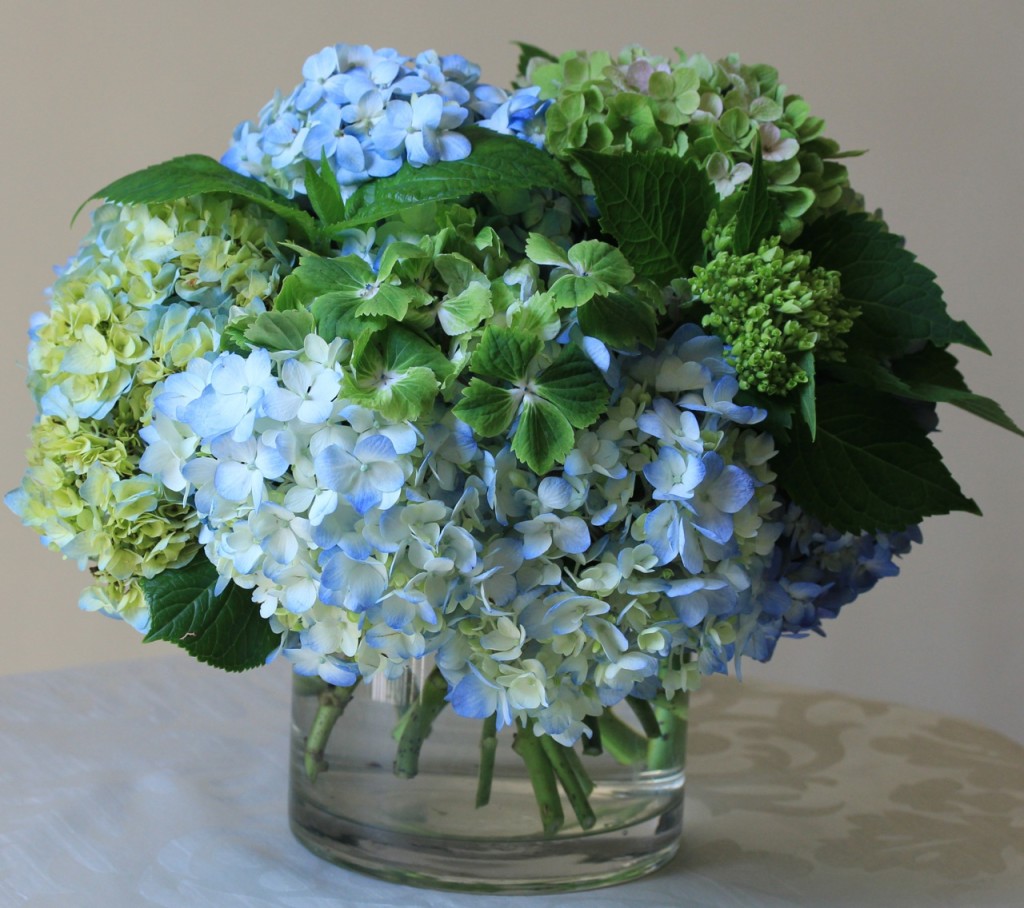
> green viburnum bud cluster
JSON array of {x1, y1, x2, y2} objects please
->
[
  {"x1": 526, "y1": 45, "x2": 854, "y2": 238},
  {"x1": 691, "y1": 236, "x2": 858, "y2": 395}
]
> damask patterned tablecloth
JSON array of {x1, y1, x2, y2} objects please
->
[{"x1": 0, "y1": 657, "x2": 1021, "y2": 907}]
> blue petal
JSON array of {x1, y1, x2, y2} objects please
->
[
  {"x1": 449, "y1": 672, "x2": 497, "y2": 720},
  {"x1": 214, "y1": 462, "x2": 252, "y2": 501}
]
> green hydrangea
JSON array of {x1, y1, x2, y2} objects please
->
[
  {"x1": 526, "y1": 45, "x2": 855, "y2": 238},
  {"x1": 690, "y1": 236, "x2": 858, "y2": 395},
  {"x1": 11, "y1": 413, "x2": 201, "y2": 625}
]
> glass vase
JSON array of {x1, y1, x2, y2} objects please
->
[{"x1": 288, "y1": 661, "x2": 687, "y2": 893}]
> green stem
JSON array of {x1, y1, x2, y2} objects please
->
[
  {"x1": 598, "y1": 708, "x2": 649, "y2": 766},
  {"x1": 393, "y1": 667, "x2": 449, "y2": 779},
  {"x1": 626, "y1": 695, "x2": 663, "y2": 739},
  {"x1": 646, "y1": 694, "x2": 689, "y2": 771},
  {"x1": 562, "y1": 741, "x2": 595, "y2": 797},
  {"x1": 304, "y1": 684, "x2": 356, "y2": 782},
  {"x1": 582, "y1": 714, "x2": 603, "y2": 756},
  {"x1": 539, "y1": 736, "x2": 597, "y2": 830},
  {"x1": 391, "y1": 702, "x2": 415, "y2": 743},
  {"x1": 512, "y1": 719, "x2": 564, "y2": 837},
  {"x1": 475, "y1": 713, "x2": 498, "y2": 808}
]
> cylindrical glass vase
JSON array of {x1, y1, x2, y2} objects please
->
[{"x1": 288, "y1": 661, "x2": 687, "y2": 893}]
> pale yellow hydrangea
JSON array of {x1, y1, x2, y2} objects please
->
[{"x1": 9, "y1": 195, "x2": 294, "y2": 626}]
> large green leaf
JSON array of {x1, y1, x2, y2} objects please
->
[
  {"x1": 79, "y1": 154, "x2": 322, "y2": 247},
  {"x1": 892, "y1": 347, "x2": 1023, "y2": 437},
  {"x1": 340, "y1": 128, "x2": 573, "y2": 228},
  {"x1": 573, "y1": 149, "x2": 716, "y2": 285},
  {"x1": 799, "y1": 213, "x2": 989, "y2": 357},
  {"x1": 142, "y1": 558, "x2": 279, "y2": 672},
  {"x1": 774, "y1": 384, "x2": 980, "y2": 533},
  {"x1": 828, "y1": 347, "x2": 1024, "y2": 438}
]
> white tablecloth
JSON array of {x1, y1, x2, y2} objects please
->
[{"x1": 1, "y1": 657, "x2": 1021, "y2": 907}]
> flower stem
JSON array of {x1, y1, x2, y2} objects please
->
[
  {"x1": 393, "y1": 666, "x2": 449, "y2": 779},
  {"x1": 582, "y1": 714, "x2": 603, "y2": 756},
  {"x1": 626, "y1": 695, "x2": 662, "y2": 739},
  {"x1": 598, "y1": 708, "x2": 649, "y2": 765},
  {"x1": 561, "y1": 741, "x2": 595, "y2": 796},
  {"x1": 513, "y1": 719, "x2": 564, "y2": 837},
  {"x1": 475, "y1": 713, "x2": 498, "y2": 808},
  {"x1": 646, "y1": 694, "x2": 689, "y2": 771},
  {"x1": 304, "y1": 684, "x2": 356, "y2": 782},
  {"x1": 540, "y1": 735, "x2": 597, "y2": 830}
]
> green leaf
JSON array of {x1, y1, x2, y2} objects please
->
[
  {"x1": 438, "y1": 282, "x2": 494, "y2": 336},
  {"x1": 534, "y1": 345, "x2": 610, "y2": 428},
  {"x1": 511, "y1": 398, "x2": 575, "y2": 474},
  {"x1": 524, "y1": 233, "x2": 569, "y2": 267},
  {"x1": 829, "y1": 348, "x2": 1024, "y2": 438},
  {"x1": 352, "y1": 283, "x2": 413, "y2": 321},
  {"x1": 345, "y1": 365, "x2": 439, "y2": 421},
  {"x1": 285, "y1": 254, "x2": 362, "y2": 298},
  {"x1": 244, "y1": 308, "x2": 315, "y2": 352},
  {"x1": 78, "y1": 154, "x2": 321, "y2": 247},
  {"x1": 573, "y1": 149, "x2": 716, "y2": 285},
  {"x1": 271, "y1": 271, "x2": 306, "y2": 311},
  {"x1": 471, "y1": 326, "x2": 542, "y2": 383},
  {"x1": 385, "y1": 325, "x2": 456, "y2": 379},
  {"x1": 732, "y1": 141, "x2": 777, "y2": 254},
  {"x1": 774, "y1": 384, "x2": 981, "y2": 533},
  {"x1": 892, "y1": 347, "x2": 1023, "y2": 437},
  {"x1": 344, "y1": 326, "x2": 453, "y2": 421},
  {"x1": 453, "y1": 379, "x2": 521, "y2": 436},
  {"x1": 795, "y1": 351, "x2": 816, "y2": 440},
  {"x1": 506, "y1": 291, "x2": 562, "y2": 339},
  {"x1": 433, "y1": 252, "x2": 488, "y2": 293},
  {"x1": 546, "y1": 240, "x2": 635, "y2": 310},
  {"x1": 577, "y1": 289, "x2": 657, "y2": 349},
  {"x1": 312, "y1": 291, "x2": 386, "y2": 345},
  {"x1": 799, "y1": 213, "x2": 989, "y2": 357},
  {"x1": 285, "y1": 253, "x2": 413, "y2": 329},
  {"x1": 340, "y1": 128, "x2": 573, "y2": 228},
  {"x1": 219, "y1": 316, "x2": 255, "y2": 354},
  {"x1": 142, "y1": 558, "x2": 279, "y2": 672},
  {"x1": 513, "y1": 40, "x2": 557, "y2": 78},
  {"x1": 737, "y1": 387, "x2": 793, "y2": 442},
  {"x1": 304, "y1": 152, "x2": 346, "y2": 225}
]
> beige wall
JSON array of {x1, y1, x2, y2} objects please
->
[{"x1": 2, "y1": 0, "x2": 1021, "y2": 742}]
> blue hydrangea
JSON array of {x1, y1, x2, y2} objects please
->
[{"x1": 221, "y1": 44, "x2": 550, "y2": 200}]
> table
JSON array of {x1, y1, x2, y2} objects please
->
[{"x1": 1, "y1": 657, "x2": 1021, "y2": 906}]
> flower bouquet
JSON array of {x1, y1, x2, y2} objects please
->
[{"x1": 8, "y1": 40, "x2": 1020, "y2": 892}]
